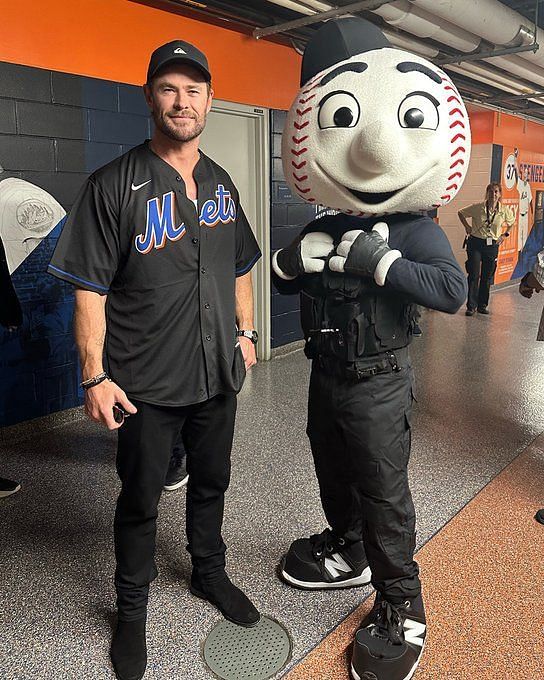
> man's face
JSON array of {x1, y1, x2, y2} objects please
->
[
  {"x1": 145, "y1": 65, "x2": 213, "y2": 143},
  {"x1": 487, "y1": 185, "x2": 501, "y2": 204}
]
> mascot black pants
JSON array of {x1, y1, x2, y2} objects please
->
[
  {"x1": 114, "y1": 394, "x2": 236, "y2": 621},
  {"x1": 307, "y1": 350, "x2": 421, "y2": 602}
]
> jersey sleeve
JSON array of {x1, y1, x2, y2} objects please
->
[
  {"x1": 234, "y1": 202, "x2": 261, "y2": 276},
  {"x1": 47, "y1": 178, "x2": 120, "y2": 293},
  {"x1": 385, "y1": 217, "x2": 467, "y2": 314},
  {"x1": 458, "y1": 203, "x2": 478, "y2": 219}
]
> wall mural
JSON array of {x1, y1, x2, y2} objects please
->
[
  {"x1": 0, "y1": 168, "x2": 75, "y2": 428},
  {"x1": 497, "y1": 147, "x2": 544, "y2": 283}
]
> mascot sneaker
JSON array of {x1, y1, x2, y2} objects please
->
[
  {"x1": 351, "y1": 594, "x2": 426, "y2": 680},
  {"x1": 280, "y1": 528, "x2": 371, "y2": 589}
]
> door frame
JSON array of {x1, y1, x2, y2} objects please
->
[{"x1": 209, "y1": 99, "x2": 271, "y2": 361}]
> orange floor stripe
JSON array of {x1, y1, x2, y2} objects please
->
[{"x1": 285, "y1": 436, "x2": 544, "y2": 680}]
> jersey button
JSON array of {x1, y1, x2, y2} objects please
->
[
  {"x1": 204, "y1": 303, "x2": 210, "y2": 309},
  {"x1": 201, "y1": 267, "x2": 206, "y2": 274},
  {"x1": 206, "y1": 334, "x2": 212, "y2": 341},
  {"x1": 192, "y1": 237, "x2": 199, "y2": 244}
]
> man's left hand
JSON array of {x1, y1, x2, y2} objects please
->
[{"x1": 239, "y1": 336, "x2": 257, "y2": 370}]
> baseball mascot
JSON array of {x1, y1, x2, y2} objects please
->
[{"x1": 272, "y1": 17, "x2": 470, "y2": 680}]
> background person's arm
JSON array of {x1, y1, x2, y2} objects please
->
[
  {"x1": 74, "y1": 289, "x2": 136, "y2": 429},
  {"x1": 235, "y1": 272, "x2": 257, "y2": 370}
]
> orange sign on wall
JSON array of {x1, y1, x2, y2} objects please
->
[{"x1": 496, "y1": 147, "x2": 540, "y2": 283}]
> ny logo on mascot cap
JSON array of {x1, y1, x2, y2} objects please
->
[{"x1": 282, "y1": 17, "x2": 471, "y2": 217}]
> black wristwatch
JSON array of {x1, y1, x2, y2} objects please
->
[{"x1": 237, "y1": 329, "x2": 258, "y2": 345}]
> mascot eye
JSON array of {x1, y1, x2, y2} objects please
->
[
  {"x1": 318, "y1": 91, "x2": 360, "y2": 129},
  {"x1": 398, "y1": 93, "x2": 439, "y2": 130}
]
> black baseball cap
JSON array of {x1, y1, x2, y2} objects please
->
[
  {"x1": 147, "y1": 40, "x2": 211, "y2": 83},
  {"x1": 301, "y1": 18, "x2": 390, "y2": 86}
]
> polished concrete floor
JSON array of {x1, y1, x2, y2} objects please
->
[{"x1": 2, "y1": 283, "x2": 544, "y2": 679}]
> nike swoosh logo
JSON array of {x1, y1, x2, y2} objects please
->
[{"x1": 131, "y1": 180, "x2": 152, "y2": 191}]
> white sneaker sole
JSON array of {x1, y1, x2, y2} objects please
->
[
  {"x1": 281, "y1": 565, "x2": 371, "y2": 590},
  {"x1": 163, "y1": 475, "x2": 189, "y2": 491},
  {"x1": 350, "y1": 639, "x2": 425, "y2": 680},
  {"x1": 0, "y1": 484, "x2": 21, "y2": 498}
]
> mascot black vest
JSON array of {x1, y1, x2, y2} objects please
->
[{"x1": 299, "y1": 214, "x2": 418, "y2": 363}]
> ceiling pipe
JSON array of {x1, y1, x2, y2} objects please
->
[
  {"x1": 372, "y1": 0, "x2": 481, "y2": 53},
  {"x1": 407, "y1": 0, "x2": 544, "y2": 69},
  {"x1": 484, "y1": 53, "x2": 544, "y2": 90},
  {"x1": 382, "y1": 27, "x2": 439, "y2": 58},
  {"x1": 445, "y1": 61, "x2": 544, "y2": 107},
  {"x1": 265, "y1": 0, "x2": 317, "y2": 16}
]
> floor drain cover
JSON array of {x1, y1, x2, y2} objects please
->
[{"x1": 203, "y1": 615, "x2": 291, "y2": 680}]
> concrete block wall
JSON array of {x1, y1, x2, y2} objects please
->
[
  {"x1": 436, "y1": 143, "x2": 494, "y2": 267},
  {"x1": 270, "y1": 110, "x2": 316, "y2": 348},
  {"x1": 0, "y1": 61, "x2": 151, "y2": 427}
]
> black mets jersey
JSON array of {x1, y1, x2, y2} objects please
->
[{"x1": 48, "y1": 141, "x2": 261, "y2": 406}]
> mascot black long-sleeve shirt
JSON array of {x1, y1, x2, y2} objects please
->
[{"x1": 274, "y1": 213, "x2": 467, "y2": 314}]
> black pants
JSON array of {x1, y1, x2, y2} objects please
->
[
  {"x1": 307, "y1": 353, "x2": 420, "y2": 602},
  {"x1": 114, "y1": 393, "x2": 237, "y2": 621},
  {"x1": 466, "y1": 236, "x2": 498, "y2": 310}
]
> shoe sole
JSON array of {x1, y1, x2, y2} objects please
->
[
  {"x1": 0, "y1": 484, "x2": 21, "y2": 498},
  {"x1": 280, "y1": 563, "x2": 372, "y2": 590},
  {"x1": 163, "y1": 475, "x2": 189, "y2": 491},
  {"x1": 350, "y1": 639, "x2": 426, "y2": 680},
  {"x1": 189, "y1": 586, "x2": 261, "y2": 628}
]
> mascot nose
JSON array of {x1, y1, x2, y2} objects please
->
[{"x1": 350, "y1": 120, "x2": 401, "y2": 175}]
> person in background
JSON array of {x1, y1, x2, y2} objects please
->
[
  {"x1": 458, "y1": 182, "x2": 515, "y2": 316},
  {"x1": 519, "y1": 248, "x2": 544, "y2": 526},
  {"x1": 1, "y1": 233, "x2": 23, "y2": 498},
  {"x1": 164, "y1": 432, "x2": 189, "y2": 491}
]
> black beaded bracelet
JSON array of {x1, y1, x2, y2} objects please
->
[{"x1": 80, "y1": 372, "x2": 110, "y2": 390}]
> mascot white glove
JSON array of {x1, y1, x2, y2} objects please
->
[
  {"x1": 273, "y1": 231, "x2": 334, "y2": 280},
  {"x1": 329, "y1": 222, "x2": 401, "y2": 286}
]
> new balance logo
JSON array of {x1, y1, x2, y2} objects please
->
[
  {"x1": 404, "y1": 619, "x2": 426, "y2": 648},
  {"x1": 174, "y1": 47, "x2": 186, "y2": 54},
  {"x1": 324, "y1": 553, "x2": 352, "y2": 579}
]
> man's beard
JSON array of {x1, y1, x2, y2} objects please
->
[{"x1": 154, "y1": 110, "x2": 207, "y2": 143}]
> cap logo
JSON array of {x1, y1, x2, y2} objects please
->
[{"x1": 174, "y1": 48, "x2": 186, "y2": 54}]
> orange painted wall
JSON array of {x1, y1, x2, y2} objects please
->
[
  {"x1": 0, "y1": 0, "x2": 301, "y2": 110},
  {"x1": 467, "y1": 107, "x2": 494, "y2": 145}
]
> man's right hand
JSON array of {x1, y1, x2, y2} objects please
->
[
  {"x1": 273, "y1": 232, "x2": 334, "y2": 279},
  {"x1": 84, "y1": 379, "x2": 137, "y2": 430},
  {"x1": 519, "y1": 272, "x2": 543, "y2": 299}
]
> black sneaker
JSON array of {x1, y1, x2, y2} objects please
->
[
  {"x1": 280, "y1": 528, "x2": 371, "y2": 590},
  {"x1": 351, "y1": 594, "x2": 426, "y2": 680},
  {"x1": 477, "y1": 306, "x2": 490, "y2": 315},
  {"x1": 535, "y1": 508, "x2": 544, "y2": 525},
  {"x1": 163, "y1": 456, "x2": 188, "y2": 491},
  {"x1": 0, "y1": 477, "x2": 21, "y2": 498},
  {"x1": 465, "y1": 308, "x2": 475, "y2": 316}
]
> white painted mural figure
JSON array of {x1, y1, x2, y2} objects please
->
[
  {"x1": 272, "y1": 17, "x2": 470, "y2": 680},
  {"x1": 0, "y1": 175, "x2": 65, "y2": 274},
  {"x1": 514, "y1": 150, "x2": 533, "y2": 253}
]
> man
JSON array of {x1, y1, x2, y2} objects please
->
[
  {"x1": 48, "y1": 40, "x2": 261, "y2": 680},
  {"x1": 519, "y1": 249, "x2": 544, "y2": 526},
  {"x1": 458, "y1": 182, "x2": 514, "y2": 316}
]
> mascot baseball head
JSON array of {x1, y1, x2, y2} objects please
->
[{"x1": 282, "y1": 17, "x2": 471, "y2": 216}]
